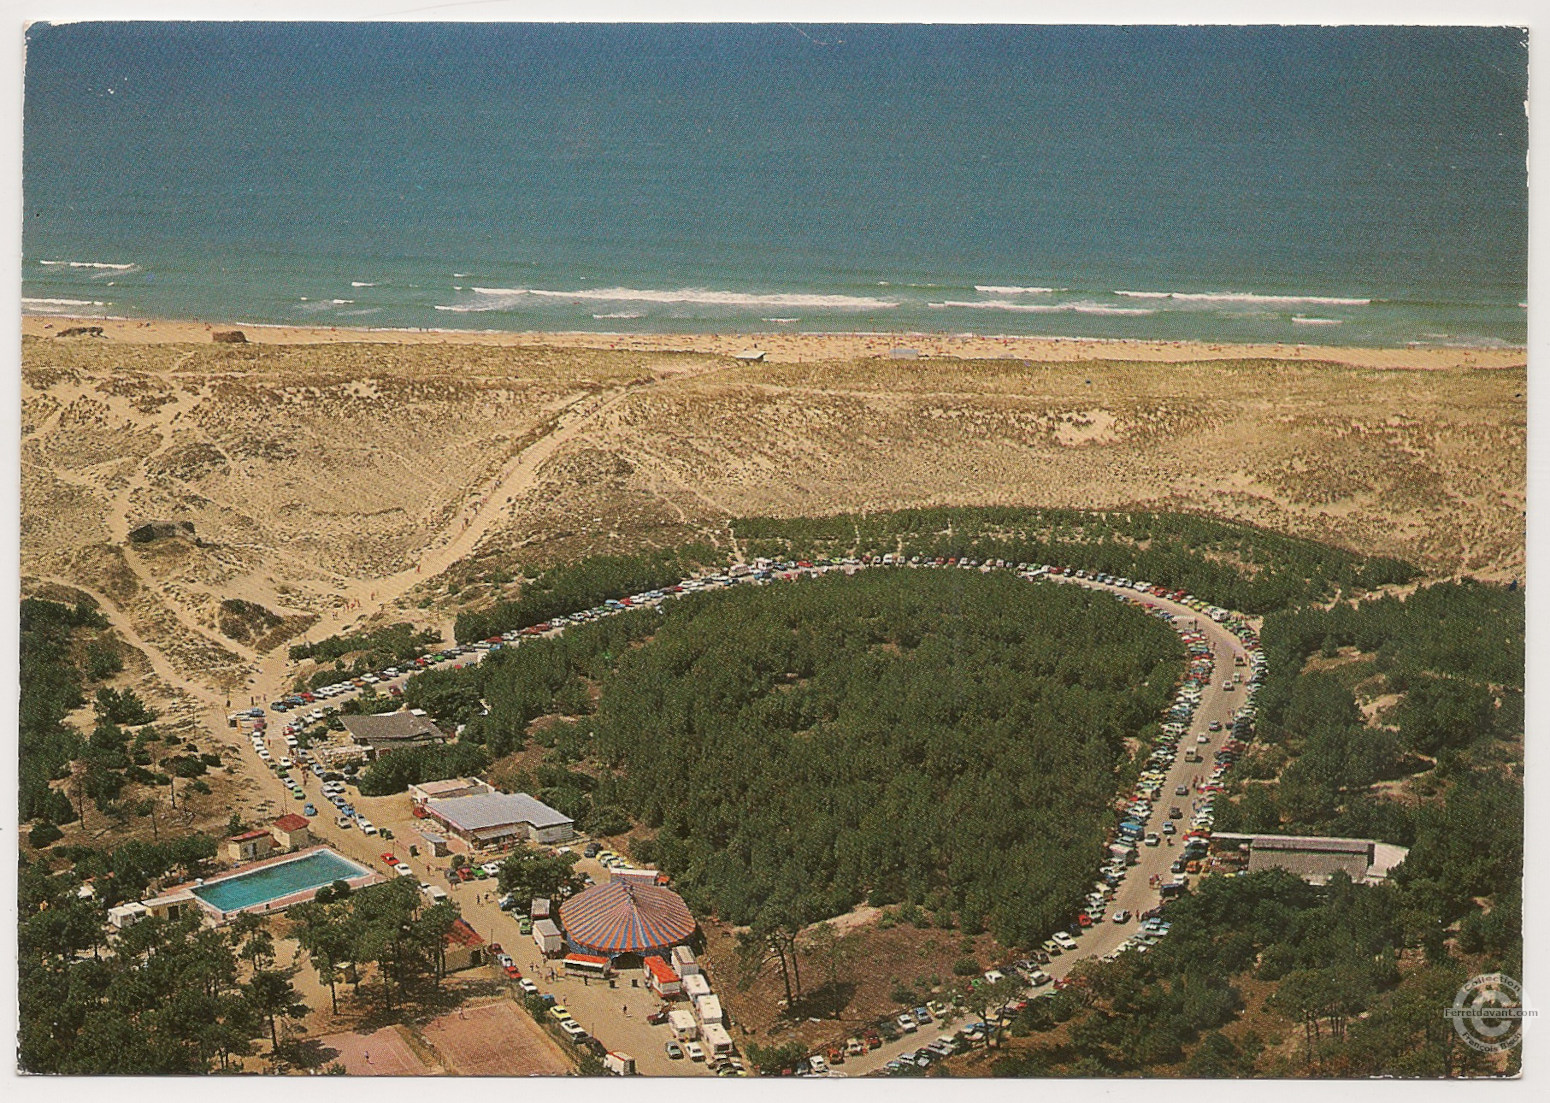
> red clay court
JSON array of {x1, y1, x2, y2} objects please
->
[
  {"x1": 313, "y1": 1024, "x2": 432, "y2": 1075},
  {"x1": 420, "y1": 1001, "x2": 572, "y2": 1076}
]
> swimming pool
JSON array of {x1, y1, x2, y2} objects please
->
[{"x1": 192, "y1": 849, "x2": 371, "y2": 913}]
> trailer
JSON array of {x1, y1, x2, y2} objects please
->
[{"x1": 668, "y1": 1009, "x2": 698, "y2": 1040}]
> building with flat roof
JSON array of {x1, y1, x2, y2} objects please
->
[
  {"x1": 1212, "y1": 833, "x2": 1408, "y2": 885},
  {"x1": 422, "y1": 790, "x2": 574, "y2": 849},
  {"x1": 339, "y1": 712, "x2": 447, "y2": 759},
  {"x1": 408, "y1": 777, "x2": 492, "y2": 805}
]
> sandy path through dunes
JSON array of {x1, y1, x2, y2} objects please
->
[{"x1": 236, "y1": 376, "x2": 706, "y2": 714}]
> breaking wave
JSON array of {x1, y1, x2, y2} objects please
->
[
  {"x1": 462, "y1": 286, "x2": 900, "y2": 310},
  {"x1": 973, "y1": 285, "x2": 1062, "y2": 295},
  {"x1": 24, "y1": 296, "x2": 107, "y2": 307},
  {"x1": 1116, "y1": 289, "x2": 1371, "y2": 306},
  {"x1": 39, "y1": 259, "x2": 136, "y2": 271},
  {"x1": 932, "y1": 299, "x2": 1157, "y2": 316}
]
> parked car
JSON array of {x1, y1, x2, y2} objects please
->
[
  {"x1": 665, "y1": 1041, "x2": 684, "y2": 1060},
  {"x1": 897, "y1": 1014, "x2": 918, "y2": 1034},
  {"x1": 685, "y1": 1041, "x2": 706, "y2": 1062}
]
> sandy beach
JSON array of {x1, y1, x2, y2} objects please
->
[{"x1": 21, "y1": 314, "x2": 1526, "y2": 370}]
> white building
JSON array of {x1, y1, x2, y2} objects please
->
[
  {"x1": 424, "y1": 791, "x2": 575, "y2": 849},
  {"x1": 108, "y1": 902, "x2": 148, "y2": 929},
  {"x1": 532, "y1": 918, "x2": 563, "y2": 956}
]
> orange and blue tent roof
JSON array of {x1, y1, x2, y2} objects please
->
[{"x1": 558, "y1": 880, "x2": 696, "y2": 956}]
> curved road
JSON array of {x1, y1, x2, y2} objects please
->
[{"x1": 235, "y1": 559, "x2": 1257, "y2": 1076}]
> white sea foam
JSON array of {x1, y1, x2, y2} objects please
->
[
  {"x1": 932, "y1": 299, "x2": 1157, "y2": 316},
  {"x1": 39, "y1": 260, "x2": 136, "y2": 271},
  {"x1": 330, "y1": 299, "x2": 354, "y2": 305},
  {"x1": 1291, "y1": 315, "x2": 1343, "y2": 326},
  {"x1": 1116, "y1": 289, "x2": 1370, "y2": 306},
  {"x1": 465, "y1": 286, "x2": 900, "y2": 310},
  {"x1": 592, "y1": 312, "x2": 644, "y2": 319},
  {"x1": 351, "y1": 281, "x2": 376, "y2": 288},
  {"x1": 973, "y1": 285, "x2": 1061, "y2": 295},
  {"x1": 763, "y1": 317, "x2": 800, "y2": 323},
  {"x1": 24, "y1": 296, "x2": 107, "y2": 307}
]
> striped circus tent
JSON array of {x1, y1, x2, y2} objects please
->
[{"x1": 558, "y1": 880, "x2": 696, "y2": 957}]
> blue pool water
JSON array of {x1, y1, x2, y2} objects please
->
[{"x1": 192, "y1": 850, "x2": 370, "y2": 913}]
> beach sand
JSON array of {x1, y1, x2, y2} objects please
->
[{"x1": 21, "y1": 314, "x2": 1526, "y2": 370}]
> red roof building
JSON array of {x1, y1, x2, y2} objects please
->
[
  {"x1": 644, "y1": 954, "x2": 683, "y2": 997},
  {"x1": 443, "y1": 918, "x2": 487, "y2": 972},
  {"x1": 270, "y1": 814, "x2": 313, "y2": 848},
  {"x1": 226, "y1": 829, "x2": 277, "y2": 863}
]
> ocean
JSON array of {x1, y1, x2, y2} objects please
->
[{"x1": 21, "y1": 23, "x2": 1528, "y2": 348}]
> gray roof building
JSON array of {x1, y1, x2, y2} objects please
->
[
  {"x1": 424, "y1": 791, "x2": 575, "y2": 846},
  {"x1": 339, "y1": 712, "x2": 446, "y2": 755},
  {"x1": 1212, "y1": 833, "x2": 1408, "y2": 885}
]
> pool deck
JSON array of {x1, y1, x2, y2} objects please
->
[{"x1": 146, "y1": 845, "x2": 383, "y2": 924}]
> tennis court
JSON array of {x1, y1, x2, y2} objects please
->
[
  {"x1": 420, "y1": 1001, "x2": 572, "y2": 1076},
  {"x1": 313, "y1": 1024, "x2": 433, "y2": 1075}
]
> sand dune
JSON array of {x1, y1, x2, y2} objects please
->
[{"x1": 22, "y1": 330, "x2": 1524, "y2": 720}]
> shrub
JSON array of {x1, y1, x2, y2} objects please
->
[{"x1": 28, "y1": 822, "x2": 64, "y2": 848}]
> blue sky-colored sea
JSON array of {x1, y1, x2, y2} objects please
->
[{"x1": 22, "y1": 23, "x2": 1528, "y2": 347}]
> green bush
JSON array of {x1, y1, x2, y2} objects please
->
[{"x1": 28, "y1": 822, "x2": 63, "y2": 848}]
